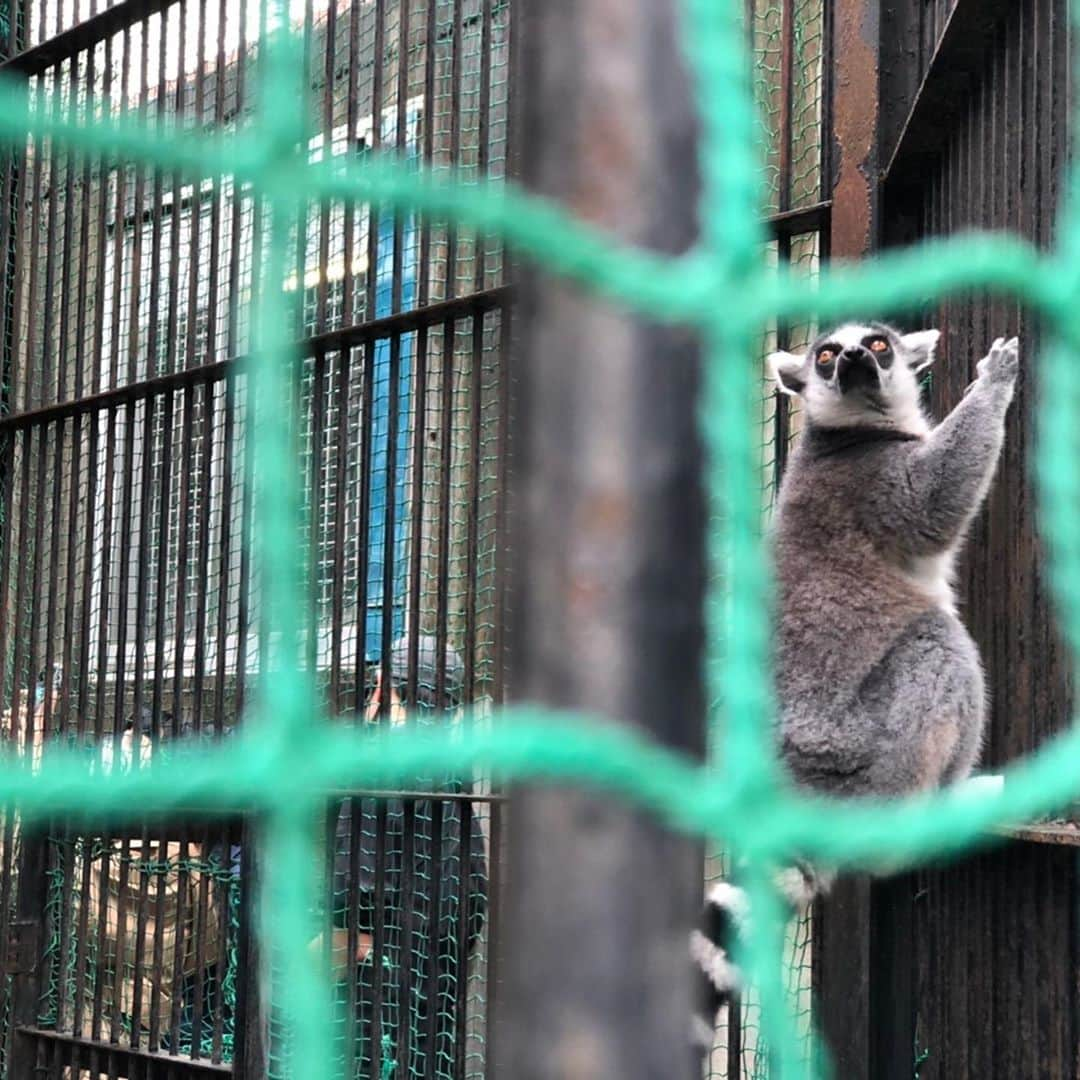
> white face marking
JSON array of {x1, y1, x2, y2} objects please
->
[{"x1": 772, "y1": 323, "x2": 936, "y2": 436}]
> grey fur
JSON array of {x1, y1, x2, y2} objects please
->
[
  {"x1": 693, "y1": 324, "x2": 1019, "y2": 1046},
  {"x1": 771, "y1": 324, "x2": 1017, "y2": 800}
]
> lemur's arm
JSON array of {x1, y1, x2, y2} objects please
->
[{"x1": 876, "y1": 337, "x2": 1019, "y2": 555}]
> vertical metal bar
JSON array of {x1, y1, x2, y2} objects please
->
[
  {"x1": 224, "y1": 0, "x2": 248, "y2": 359},
  {"x1": 171, "y1": 385, "x2": 196, "y2": 734},
  {"x1": 90, "y1": 829, "x2": 112, "y2": 1041},
  {"x1": 490, "y1": 300, "x2": 511, "y2": 708},
  {"x1": 146, "y1": 825, "x2": 171, "y2": 1051},
  {"x1": 504, "y1": 5, "x2": 705, "y2": 1077},
  {"x1": 183, "y1": 0, "x2": 209, "y2": 374},
  {"x1": 210, "y1": 826, "x2": 231, "y2": 1061},
  {"x1": 111, "y1": 835, "x2": 133, "y2": 1044},
  {"x1": 340, "y1": 0, "x2": 363, "y2": 327},
  {"x1": 53, "y1": 828, "x2": 76, "y2": 1029},
  {"x1": 125, "y1": 22, "x2": 151, "y2": 389},
  {"x1": 92, "y1": 407, "x2": 117, "y2": 749},
  {"x1": 0, "y1": 437, "x2": 15, "y2": 720},
  {"x1": 71, "y1": 828, "x2": 95, "y2": 1041},
  {"x1": 213, "y1": 374, "x2": 236, "y2": 733},
  {"x1": 150, "y1": 390, "x2": 174, "y2": 744},
  {"x1": 145, "y1": 7, "x2": 169, "y2": 384},
  {"x1": 203, "y1": 0, "x2": 229, "y2": 371},
  {"x1": 473, "y1": 0, "x2": 493, "y2": 293},
  {"x1": 421, "y1": 797, "x2": 444, "y2": 1080},
  {"x1": 190, "y1": 825, "x2": 212, "y2": 1058},
  {"x1": 192, "y1": 382, "x2": 215, "y2": 734},
  {"x1": 164, "y1": 0, "x2": 187, "y2": 383},
  {"x1": 41, "y1": 415, "x2": 66, "y2": 740},
  {"x1": 233, "y1": 369, "x2": 255, "y2": 716},
  {"x1": 129, "y1": 824, "x2": 153, "y2": 1050},
  {"x1": 395, "y1": 798, "x2": 417, "y2": 1078},
  {"x1": 8, "y1": 830, "x2": 50, "y2": 1078},
  {"x1": 5, "y1": 428, "x2": 34, "y2": 763},
  {"x1": 369, "y1": 800, "x2": 388, "y2": 1079},
  {"x1": 19, "y1": 70, "x2": 47, "y2": 414},
  {"x1": 131, "y1": 394, "x2": 156, "y2": 739},
  {"x1": 443, "y1": 0, "x2": 463, "y2": 300},
  {"x1": 727, "y1": 994, "x2": 743, "y2": 1079},
  {"x1": 309, "y1": 348, "x2": 327, "y2": 678},
  {"x1": 328, "y1": 349, "x2": 351, "y2": 710},
  {"x1": 111, "y1": 400, "x2": 136, "y2": 761},
  {"x1": 777, "y1": 0, "x2": 795, "y2": 212},
  {"x1": 352, "y1": 340, "x2": 375, "y2": 708},
  {"x1": 363, "y1": 0, "x2": 386, "y2": 331},
  {"x1": 432, "y1": 319, "x2": 454, "y2": 712},
  {"x1": 233, "y1": 823, "x2": 267, "y2": 1078},
  {"x1": 314, "y1": 0, "x2": 336, "y2": 337},
  {"x1": 59, "y1": 415, "x2": 84, "y2": 741},
  {"x1": 55, "y1": 55, "x2": 80, "y2": 405},
  {"x1": 481, "y1": 795, "x2": 503, "y2": 1080},
  {"x1": 106, "y1": 28, "x2": 131, "y2": 394},
  {"x1": 167, "y1": 830, "x2": 191, "y2": 1049},
  {"x1": 73, "y1": 46, "x2": 97, "y2": 400},
  {"x1": 451, "y1": 796, "x2": 473, "y2": 1076},
  {"x1": 343, "y1": 796, "x2": 362, "y2": 1077},
  {"x1": 415, "y1": 0, "x2": 437, "y2": 312},
  {"x1": 377, "y1": 330, "x2": 401, "y2": 710},
  {"x1": 404, "y1": 320, "x2": 428, "y2": 697},
  {"x1": 460, "y1": 314, "x2": 482, "y2": 705},
  {"x1": 24, "y1": 420, "x2": 51, "y2": 767}
]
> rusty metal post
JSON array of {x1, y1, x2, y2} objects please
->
[
  {"x1": 812, "y1": 0, "x2": 881, "y2": 1077},
  {"x1": 499, "y1": 2, "x2": 706, "y2": 1077}
]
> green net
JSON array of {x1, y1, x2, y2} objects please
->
[{"x1": 0, "y1": 0, "x2": 1080, "y2": 1078}]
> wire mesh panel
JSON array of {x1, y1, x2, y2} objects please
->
[{"x1": 0, "y1": 0, "x2": 511, "y2": 1076}]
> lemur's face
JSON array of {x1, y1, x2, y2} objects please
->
[{"x1": 768, "y1": 323, "x2": 940, "y2": 433}]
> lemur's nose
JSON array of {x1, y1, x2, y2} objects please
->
[{"x1": 840, "y1": 345, "x2": 871, "y2": 363}]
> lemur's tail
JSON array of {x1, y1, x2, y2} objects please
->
[{"x1": 691, "y1": 864, "x2": 831, "y2": 1057}]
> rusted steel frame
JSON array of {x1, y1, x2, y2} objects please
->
[
  {"x1": 829, "y1": 0, "x2": 880, "y2": 257},
  {"x1": 813, "y1": 1, "x2": 879, "y2": 1077}
]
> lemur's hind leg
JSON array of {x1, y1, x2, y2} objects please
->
[{"x1": 828, "y1": 608, "x2": 986, "y2": 798}]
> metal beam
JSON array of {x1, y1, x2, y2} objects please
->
[{"x1": 501, "y1": 1, "x2": 706, "y2": 1076}]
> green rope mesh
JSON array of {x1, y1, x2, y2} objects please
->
[
  {"x1": 2, "y1": 1, "x2": 1080, "y2": 1077},
  {"x1": 37, "y1": 837, "x2": 241, "y2": 1058}
]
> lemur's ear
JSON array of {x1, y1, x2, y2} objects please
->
[
  {"x1": 768, "y1": 351, "x2": 807, "y2": 396},
  {"x1": 899, "y1": 329, "x2": 940, "y2": 374}
]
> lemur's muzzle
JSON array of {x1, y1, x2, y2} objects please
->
[{"x1": 837, "y1": 346, "x2": 880, "y2": 394}]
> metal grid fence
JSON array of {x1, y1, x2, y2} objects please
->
[{"x1": 0, "y1": 0, "x2": 510, "y2": 1076}]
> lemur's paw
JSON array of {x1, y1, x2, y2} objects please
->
[{"x1": 976, "y1": 336, "x2": 1020, "y2": 386}]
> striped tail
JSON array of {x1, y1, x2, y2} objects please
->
[{"x1": 691, "y1": 864, "x2": 831, "y2": 1057}]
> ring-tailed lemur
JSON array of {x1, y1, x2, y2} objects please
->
[{"x1": 692, "y1": 323, "x2": 1019, "y2": 1055}]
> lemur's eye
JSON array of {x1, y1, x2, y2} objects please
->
[
  {"x1": 817, "y1": 348, "x2": 836, "y2": 366},
  {"x1": 868, "y1": 338, "x2": 889, "y2": 353}
]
